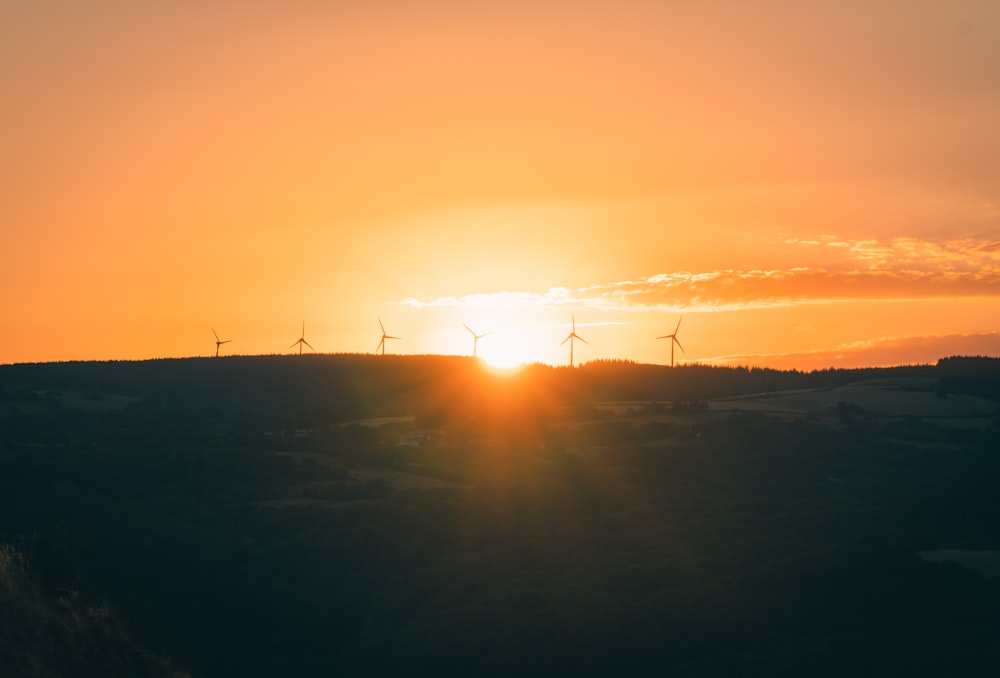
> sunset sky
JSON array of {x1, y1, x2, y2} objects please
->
[{"x1": 3, "y1": 1, "x2": 999, "y2": 369}]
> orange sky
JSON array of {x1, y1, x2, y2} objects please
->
[{"x1": 2, "y1": 1, "x2": 999, "y2": 369}]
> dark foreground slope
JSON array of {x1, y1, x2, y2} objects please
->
[
  {"x1": 1, "y1": 543, "x2": 187, "y2": 677},
  {"x1": 1, "y1": 355, "x2": 999, "y2": 676}
]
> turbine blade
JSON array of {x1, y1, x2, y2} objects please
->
[
  {"x1": 212, "y1": 328, "x2": 220, "y2": 341},
  {"x1": 463, "y1": 323, "x2": 474, "y2": 336},
  {"x1": 656, "y1": 335, "x2": 669, "y2": 340},
  {"x1": 560, "y1": 335, "x2": 571, "y2": 345},
  {"x1": 290, "y1": 340, "x2": 299, "y2": 349},
  {"x1": 578, "y1": 335, "x2": 589, "y2": 344},
  {"x1": 222, "y1": 339, "x2": 232, "y2": 345},
  {"x1": 675, "y1": 317, "x2": 683, "y2": 334},
  {"x1": 674, "y1": 337, "x2": 685, "y2": 354},
  {"x1": 387, "y1": 335, "x2": 400, "y2": 340},
  {"x1": 376, "y1": 338, "x2": 384, "y2": 352},
  {"x1": 379, "y1": 318, "x2": 386, "y2": 333},
  {"x1": 303, "y1": 340, "x2": 315, "y2": 351}
]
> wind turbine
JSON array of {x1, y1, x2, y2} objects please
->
[
  {"x1": 212, "y1": 328, "x2": 232, "y2": 358},
  {"x1": 463, "y1": 323, "x2": 491, "y2": 358},
  {"x1": 375, "y1": 318, "x2": 399, "y2": 355},
  {"x1": 657, "y1": 317, "x2": 685, "y2": 367},
  {"x1": 289, "y1": 321, "x2": 315, "y2": 355},
  {"x1": 560, "y1": 313, "x2": 588, "y2": 367}
]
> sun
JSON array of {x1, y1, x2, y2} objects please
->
[
  {"x1": 480, "y1": 343, "x2": 527, "y2": 369},
  {"x1": 477, "y1": 328, "x2": 543, "y2": 369}
]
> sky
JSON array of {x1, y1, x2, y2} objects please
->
[{"x1": 2, "y1": 0, "x2": 999, "y2": 369}]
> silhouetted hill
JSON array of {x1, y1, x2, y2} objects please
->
[
  {"x1": 0, "y1": 354, "x2": 951, "y2": 424},
  {"x1": 2, "y1": 354, "x2": 998, "y2": 676}
]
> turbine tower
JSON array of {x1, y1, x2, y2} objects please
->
[
  {"x1": 212, "y1": 328, "x2": 232, "y2": 358},
  {"x1": 289, "y1": 321, "x2": 315, "y2": 355},
  {"x1": 657, "y1": 317, "x2": 685, "y2": 367},
  {"x1": 376, "y1": 318, "x2": 399, "y2": 355},
  {"x1": 463, "y1": 323, "x2": 491, "y2": 358},
  {"x1": 560, "y1": 313, "x2": 588, "y2": 367}
]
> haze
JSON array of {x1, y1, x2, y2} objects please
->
[{"x1": 2, "y1": 1, "x2": 998, "y2": 368}]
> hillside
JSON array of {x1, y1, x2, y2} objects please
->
[
  {"x1": 1, "y1": 355, "x2": 999, "y2": 676},
  {"x1": 5, "y1": 353, "x2": 994, "y2": 423},
  {"x1": 0, "y1": 541, "x2": 187, "y2": 677}
]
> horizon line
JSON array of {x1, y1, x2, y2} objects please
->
[{"x1": 4, "y1": 350, "x2": 993, "y2": 372}]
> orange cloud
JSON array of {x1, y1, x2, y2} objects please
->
[
  {"x1": 784, "y1": 235, "x2": 1000, "y2": 269},
  {"x1": 402, "y1": 236, "x2": 1000, "y2": 313}
]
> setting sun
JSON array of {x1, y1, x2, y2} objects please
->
[
  {"x1": 479, "y1": 340, "x2": 529, "y2": 370},
  {"x1": 473, "y1": 326, "x2": 541, "y2": 369}
]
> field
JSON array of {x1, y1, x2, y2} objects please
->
[{"x1": 1, "y1": 356, "x2": 999, "y2": 676}]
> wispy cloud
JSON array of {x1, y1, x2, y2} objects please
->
[
  {"x1": 784, "y1": 235, "x2": 1000, "y2": 271},
  {"x1": 400, "y1": 236, "x2": 1000, "y2": 313}
]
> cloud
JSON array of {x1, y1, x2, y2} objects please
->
[
  {"x1": 698, "y1": 332, "x2": 1000, "y2": 370},
  {"x1": 400, "y1": 235, "x2": 1000, "y2": 313},
  {"x1": 973, "y1": 240, "x2": 1000, "y2": 253},
  {"x1": 787, "y1": 235, "x2": 1000, "y2": 271}
]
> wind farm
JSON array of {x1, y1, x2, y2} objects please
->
[{"x1": 190, "y1": 314, "x2": 704, "y2": 367}]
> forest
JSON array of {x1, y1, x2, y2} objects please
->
[{"x1": 2, "y1": 355, "x2": 999, "y2": 676}]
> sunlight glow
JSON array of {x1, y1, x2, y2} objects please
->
[
  {"x1": 479, "y1": 358, "x2": 525, "y2": 375},
  {"x1": 477, "y1": 327, "x2": 546, "y2": 369},
  {"x1": 480, "y1": 342, "x2": 529, "y2": 369}
]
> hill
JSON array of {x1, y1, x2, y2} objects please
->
[
  {"x1": 5, "y1": 353, "x2": 994, "y2": 423},
  {"x1": 1, "y1": 355, "x2": 999, "y2": 676}
]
